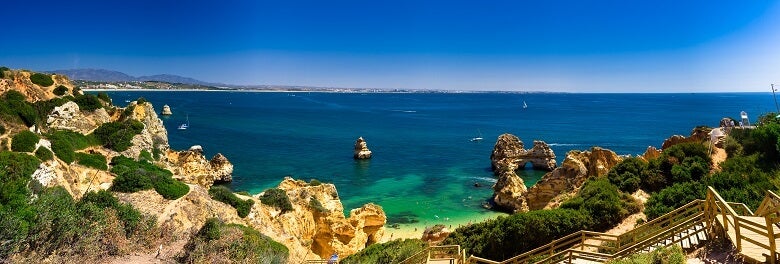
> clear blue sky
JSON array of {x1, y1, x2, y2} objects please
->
[{"x1": 2, "y1": 0, "x2": 780, "y2": 92}]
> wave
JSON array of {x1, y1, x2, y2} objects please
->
[
  {"x1": 547, "y1": 143, "x2": 582, "y2": 146},
  {"x1": 391, "y1": 110, "x2": 418, "y2": 113},
  {"x1": 471, "y1": 176, "x2": 497, "y2": 183}
]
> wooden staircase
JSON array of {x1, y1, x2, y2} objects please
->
[{"x1": 400, "y1": 187, "x2": 780, "y2": 264}]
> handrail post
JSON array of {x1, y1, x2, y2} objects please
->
[
  {"x1": 734, "y1": 216, "x2": 742, "y2": 251},
  {"x1": 768, "y1": 215, "x2": 777, "y2": 264}
]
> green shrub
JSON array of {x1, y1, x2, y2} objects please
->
[
  {"x1": 0, "y1": 92, "x2": 40, "y2": 126},
  {"x1": 92, "y1": 120, "x2": 144, "y2": 151},
  {"x1": 310, "y1": 179, "x2": 322, "y2": 186},
  {"x1": 607, "y1": 245, "x2": 685, "y2": 264},
  {"x1": 607, "y1": 157, "x2": 648, "y2": 193},
  {"x1": 4, "y1": 90, "x2": 25, "y2": 102},
  {"x1": 139, "y1": 150, "x2": 153, "y2": 162},
  {"x1": 180, "y1": 219, "x2": 288, "y2": 263},
  {"x1": 79, "y1": 189, "x2": 143, "y2": 235},
  {"x1": 35, "y1": 147, "x2": 53, "y2": 161},
  {"x1": 209, "y1": 186, "x2": 255, "y2": 217},
  {"x1": 97, "y1": 92, "x2": 111, "y2": 105},
  {"x1": 0, "y1": 67, "x2": 7, "y2": 78},
  {"x1": 723, "y1": 136, "x2": 743, "y2": 158},
  {"x1": 73, "y1": 93, "x2": 103, "y2": 112},
  {"x1": 0, "y1": 124, "x2": 5, "y2": 135},
  {"x1": 260, "y1": 188, "x2": 293, "y2": 214},
  {"x1": 109, "y1": 156, "x2": 188, "y2": 200},
  {"x1": 11, "y1": 130, "x2": 39, "y2": 152},
  {"x1": 561, "y1": 178, "x2": 641, "y2": 231},
  {"x1": 47, "y1": 130, "x2": 98, "y2": 163},
  {"x1": 75, "y1": 152, "x2": 108, "y2": 170},
  {"x1": 53, "y1": 85, "x2": 68, "y2": 96},
  {"x1": 644, "y1": 181, "x2": 706, "y2": 220},
  {"x1": 33, "y1": 96, "x2": 72, "y2": 119},
  {"x1": 153, "y1": 176, "x2": 190, "y2": 200},
  {"x1": 136, "y1": 97, "x2": 148, "y2": 105},
  {"x1": 309, "y1": 197, "x2": 328, "y2": 213},
  {"x1": 30, "y1": 73, "x2": 54, "y2": 87},
  {"x1": 443, "y1": 208, "x2": 592, "y2": 260},
  {"x1": 341, "y1": 239, "x2": 427, "y2": 264}
]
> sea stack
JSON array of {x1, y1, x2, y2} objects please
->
[
  {"x1": 161, "y1": 104, "x2": 173, "y2": 115},
  {"x1": 353, "y1": 137, "x2": 372, "y2": 159}
]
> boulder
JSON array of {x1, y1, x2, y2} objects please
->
[
  {"x1": 421, "y1": 224, "x2": 451, "y2": 245},
  {"x1": 164, "y1": 146, "x2": 233, "y2": 188},
  {"x1": 161, "y1": 104, "x2": 173, "y2": 115},
  {"x1": 46, "y1": 101, "x2": 111, "y2": 134},
  {"x1": 491, "y1": 170, "x2": 529, "y2": 213},
  {"x1": 353, "y1": 137, "x2": 372, "y2": 159}
]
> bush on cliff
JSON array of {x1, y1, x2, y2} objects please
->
[
  {"x1": 0, "y1": 90, "x2": 40, "y2": 127},
  {"x1": 260, "y1": 188, "x2": 293, "y2": 214},
  {"x1": 35, "y1": 147, "x2": 53, "y2": 161},
  {"x1": 75, "y1": 152, "x2": 108, "y2": 170},
  {"x1": 73, "y1": 93, "x2": 103, "y2": 112},
  {"x1": 97, "y1": 92, "x2": 111, "y2": 105},
  {"x1": 109, "y1": 156, "x2": 189, "y2": 200},
  {"x1": 209, "y1": 186, "x2": 255, "y2": 218},
  {"x1": 30, "y1": 73, "x2": 54, "y2": 87},
  {"x1": 46, "y1": 130, "x2": 98, "y2": 163},
  {"x1": 443, "y1": 208, "x2": 592, "y2": 260},
  {"x1": 560, "y1": 178, "x2": 641, "y2": 231},
  {"x1": 341, "y1": 238, "x2": 427, "y2": 264},
  {"x1": 644, "y1": 181, "x2": 706, "y2": 220},
  {"x1": 607, "y1": 157, "x2": 648, "y2": 193},
  {"x1": 179, "y1": 218, "x2": 288, "y2": 264},
  {"x1": 11, "y1": 130, "x2": 39, "y2": 152},
  {"x1": 53, "y1": 85, "x2": 68, "y2": 96},
  {"x1": 92, "y1": 120, "x2": 144, "y2": 152}
]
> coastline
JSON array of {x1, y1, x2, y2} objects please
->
[{"x1": 380, "y1": 211, "x2": 505, "y2": 243}]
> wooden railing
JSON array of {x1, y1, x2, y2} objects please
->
[
  {"x1": 389, "y1": 187, "x2": 780, "y2": 264},
  {"x1": 399, "y1": 245, "x2": 465, "y2": 264}
]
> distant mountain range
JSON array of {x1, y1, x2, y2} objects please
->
[{"x1": 49, "y1": 69, "x2": 219, "y2": 86}]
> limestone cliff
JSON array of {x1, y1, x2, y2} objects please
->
[
  {"x1": 491, "y1": 134, "x2": 556, "y2": 173},
  {"x1": 46, "y1": 101, "x2": 111, "y2": 134},
  {"x1": 524, "y1": 147, "x2": 622, "y2": 210},
  {"x1": 121, "y1": 101, "x2": 169, "y2": 159},
  {"x1": 164, "y1": 145, "x2": 233, "y2": 188},
  {"x1": 0, "y1": 71, "x2": 72, "y2": 103},
  {"x1": 492, "y1": 146, "x2": 622, "y2": 213},
  {"x1": 660, "y1": 127, "x2": 710, "y2": 150},
  {"x1": 118, "y1": 177, "x2": 386, "y2": 262}
]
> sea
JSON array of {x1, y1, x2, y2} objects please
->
[{"x1": 101, "y1": 91, "x2": 777, "y2": 227}]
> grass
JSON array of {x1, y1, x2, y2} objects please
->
[
  {"x1": 179, "y1": 218, "x2": 288, "y2": 263},
  {"x1": 209, "y1": 186, "x2": 255, "y2": 218}
]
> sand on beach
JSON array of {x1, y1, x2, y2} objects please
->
[{"x1": 379, "y1": 212, "x2": 504, "y2": 243}]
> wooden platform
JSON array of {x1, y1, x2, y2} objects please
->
[{"x1": 717, "y1": 215, "x2": 776, "y2": 263}]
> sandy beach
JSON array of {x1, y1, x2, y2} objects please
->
[{"x1": 380, "y1": 212, "x2": 505, "y2": 242}]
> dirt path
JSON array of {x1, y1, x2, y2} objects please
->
[
  {"x1": 109, "y1": 239, "x2": 188, "y2": 264},
  {"x1": 710, "y1": 146, "x2": 727, "y2": 173}
]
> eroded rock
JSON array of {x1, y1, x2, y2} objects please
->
[
  {"x1": 353, "y1": 137, "x2": 372, "y2": 159},
  {"x1": 164, "y1": 146, "x2": 233, "y2": 188},
  {"x1": 46, "y1": 101, "x2": 111, "y2": 134}
]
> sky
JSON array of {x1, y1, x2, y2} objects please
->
[{"x1": 2, "y1": 0, "x2": 780, "y2": 92}]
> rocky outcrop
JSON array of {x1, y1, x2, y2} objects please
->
[
  {"x1": 0, "y1": 71, "x2": 72, "y2": 103},
  {"x1": 660, "y1": 127, "x2": 710, "y2": 150},
  {"x1": 493, "y1": 147, "x2": 622, "y2": 213},
  {"x1": 491, "y1": 170, "x2": 529, "y2": 213},
  {"x1": 164, "y1": 145, "x2": 233, "y2": 188},
  {"x1": 353, "y1": 137, "x2": 372, "y2": 159},
  {"x1": 641, "y1": 146, "x2": 662, "y2": 161},
  {"x1": 524, "y1": 147, "x2": 622, "y2": 210},
  {"x1": 121, "y1": 101, "x2": 169, "y2": 159},
  {"x1": 161, "y1": 104, "x2": 172, "y2": 115},
  {"x1": 46, "y1": 101, "x2": 111, "y2": 134},
  {"x1": 491, "y1": 134, "x2": 556, "y2": 173},
  {"x1": 421, "y1": 224, "x2": 451, "y2": 245},
  {"x1": 120, "y1": 177, "x2": 387, "y2": 262},
  {"x1": 275, "y1": 177, "x2": 386, "y2": 259}
]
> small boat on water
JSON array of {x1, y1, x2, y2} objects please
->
[
  {"x1": 470, "y1": 129, "x2": 483, "y2": 142},
  {"x1": 523, "y1": 100, "x2": 528, "y2": 109},
  {"x1": 178, "y1": 115, "x2": 189, "y2": 130}
]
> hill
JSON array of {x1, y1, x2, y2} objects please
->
[{"x1": 49, "y1": 68, "x2": 217, "y2": 86}]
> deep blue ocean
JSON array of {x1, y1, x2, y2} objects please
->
[{"x1": 102, "y1": 91, "x2": 777, "y2": 226}]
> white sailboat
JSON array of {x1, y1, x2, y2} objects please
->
[
  {"x1": 523, "y1": 100, "x2": 528, "y2": 109},
  {"x1": 178, "y1": 115, "x2": 189, "y2": 130},
  {"x1": 470, "y1": 129, "x2": 483, "y2": 142}
]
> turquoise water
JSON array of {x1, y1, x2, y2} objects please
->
[{"x1": 102, "y1": 91, "x2": 777, "y2": 225}]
